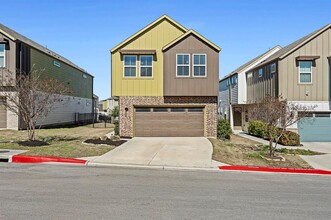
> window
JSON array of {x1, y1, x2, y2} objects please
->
[
  {"x1": 271, "y1": 63, "x2": 276, "y2": 73},
  {"x1": 187, "y1": 108, "x2": 204, "y2": 112},
  {"x1": 247, "y1": 72, "x2": 253, "y2": 78},
  {"x1": 123, "y1": 55, "x2": 137, "y2": 77},
  {"x1": 170, "y1": 108, "x2": 186, "y2": 112},
  {"x1": 153, "y1": 108, "x2": 168, "y2": 112},
  {"x1": 231, "y1": 75, "x2": 237, "y2": 85},
  {"x1": 135, "y1": 108, "x2": 151, "y2": 112},
  {"x1": 176, "y1": 54, "x2": 190, "y2": 77},
  {"x1": 193, "y1": 54, "x2": 206, "y2": 77},
  {"x1": 140, "y1": 55, "x2": 153, "y2": 77},
  {"x1": 299, "y1": 61, "x2": 312, "y2": 84},
  {"x1": 0, "y1": 44, "x2": 5, "y2": 67},
  {"x1": 258, "y1": 68, "x2": 263, "y2": 77}
]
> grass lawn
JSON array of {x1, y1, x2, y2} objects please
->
[
  {"x1": 0, "y1": 123, "x2": 115, "y2": 158},
  {"x1": 210, "y1": 134, "x2": 323, "y2": 169}
]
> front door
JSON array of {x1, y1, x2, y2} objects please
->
[{"x1": 233, "y1": 107, "x2": 242, "y2": 130}]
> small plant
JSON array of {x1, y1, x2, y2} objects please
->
[
  {"x1": 217, "y1": 118, "x2": 232, "y2": 139},
  {"x1": 113, "y1": 120, "x2": 119, "y2": 135},
  {"x1": 248, "y1": 120, "x2": 266, "y2": 138}
]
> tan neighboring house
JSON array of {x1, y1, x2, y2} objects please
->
[
  {"x1": 99, "y1": 97, "x2": 118, "y2": 115},
  {"x1": 245, "y1": 23, "x2": 331, "y2": 142},
  {"x1": 111, "y1": 15, "x2": 221, "y2": 137},
  {"x1": 0, "y1": 23, "x2": 94, "y2": 129}
]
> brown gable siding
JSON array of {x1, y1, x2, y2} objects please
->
[
  {"x1": 246, "y1": 62, "x2": 278, "y2": 103},
  {"x1": 163, "y1": 34, "x2": 219, "y2": 96}
]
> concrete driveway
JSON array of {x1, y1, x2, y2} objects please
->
[
  {"x1": 90, "y1": 137, "x2": 213, "y2": 168},
  {"x1": 300, "y1": 142, "x2": 331, "y2": 171}
]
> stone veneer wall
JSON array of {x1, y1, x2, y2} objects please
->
[{"x1": 119, "y1": 96, "x2": 217, "y2": 138}]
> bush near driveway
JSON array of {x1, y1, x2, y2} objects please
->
[
  {"x1": 248, "y1": 120, "x2": 300, "y2": 146},
  {"x1": 217, "y1": 119, "x2": 232, "y2": 139}
]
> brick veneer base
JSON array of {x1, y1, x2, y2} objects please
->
[{"x1": 119, "y1": 96, "x2": 217, "y2": 138}]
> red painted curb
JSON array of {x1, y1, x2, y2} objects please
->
[
  {"x1": 219, "y1": 165, "x2": 331, "y2": 175},
  {"x1": 12, "y1": 155, "x2": 86, "y2": 165}
]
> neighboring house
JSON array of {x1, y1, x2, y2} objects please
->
[
  {"x1": 93, "y1": 94, "x2": 99, "y2": 114},
  {"x1": 0, "y1": 23, "x2": 94, "y2": 130},
  {"x1": 111, "y1": 15, "x2": 221, "y2": 137},
  {"x1": 99, "y1": 97, "x2": 118, "y2": 115},
  {"x1": 219, "y1": 46, "x2": 281, "y2": 130},
  {"x1": 246, "y1": 23, "x2": 331, "y2": 142}
]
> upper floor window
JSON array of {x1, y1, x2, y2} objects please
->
[
  {"x1": 0, "y1": 44, "x2": 5, "y2": 68},
  {"x1": 123, "y1": 55, "x2": 137, "y2": 77},
  {"x1": 258, "y1": 68, "x2": 263, "y2": 77},
  {"x1": 176, "y1": 54, "x2": 190, "y2": 77},
  {"x1": 193, "y1": 54, "x2": 206, "y2": 77},
  {"x1": 140, "y1": 55, "x2": 153, "y2": 77},
  {"x1": 271, "y1": 63, "x2": 276, "y2": 73},
  {"x1": 299, "y1": 61, "x2": 312, "y2": 84}
]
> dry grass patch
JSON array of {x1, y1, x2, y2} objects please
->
[
  {"x1": 0, "y1": 123, "x2": 115, "y2": 158},
  {"x1": 210, "y1": 134, "x2": 315, "y2": 169}
]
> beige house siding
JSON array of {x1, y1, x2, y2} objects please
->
[
  {"x1": 0, "y1": 92, "x2": 19, "y2": 130},
  {"x1": 278, "y1": 27, "x2": 331, "y2": 101},
  {"x1": 0, "y1": 32, "x2": 16, "y2": 87},
  {"x1": 163, "y1": 34, "x2": 219, "y2": 96}
]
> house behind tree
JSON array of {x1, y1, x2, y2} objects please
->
[{"x1": 0, "y1": 23, "x2": 94, "y2": 130}]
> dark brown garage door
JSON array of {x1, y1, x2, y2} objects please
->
[
  {"x1": 0, "y1": 98, "x2": 7, "y2": 128},
  {"x1": 134, "y1": 107, "x2": 204, "y2": 137}
]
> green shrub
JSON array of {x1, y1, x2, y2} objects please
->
[
  {"x1": 248, "y1": 120, "x2": 266, "y2": 138},
  {"x1": 278, "y1": 129, "x2": 300, "y2": 146},
  {"x1": 114, "y1": 120, "x2": 119, "y2": 135},
  {"x1": 217, "y1": 118, "x2": 232, "y2": 139}
]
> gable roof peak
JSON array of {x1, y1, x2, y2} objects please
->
[{"x1": 111, "y1": 15, "x2": 188, "y2": 53}]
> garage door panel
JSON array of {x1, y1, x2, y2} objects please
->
[
  {"x1": 298, "y1": 115, "x2": 331, "y2": 142},
  {"x1": 134, "y1": 108, "x2": 204, "y2": 137}
]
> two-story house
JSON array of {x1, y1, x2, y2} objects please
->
[
  {"x1": 219, "y1": 45, "x2": 281, "y2": 130},
  {"x1": 246, "y1": 23, "x2": 331, "y2": 141},
  {"x1": 111, "y1": 15, "x2": 221, "y2": 137},
  {"x1": 0, "y1": 23, "x2": 94, "y2": 129}
]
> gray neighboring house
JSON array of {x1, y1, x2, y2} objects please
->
[
  {"x1": 246, "y1": 23, "x2": 331, "y2": 142},
  {"x1": 219, "y1": 46, "x2": 281, "y2": 130}
]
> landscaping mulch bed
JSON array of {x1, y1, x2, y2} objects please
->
[
  {"x1": 84, "y1": 139, "x2": 127, "y2": 146},
  {"x1": 17, "y1": 140, "x2": 49, "y2": 147}
]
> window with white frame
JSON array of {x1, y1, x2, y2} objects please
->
[
  {"x1": 176, "y1": 54, "x2": 190, "y2": 77},
  {"x1": 299, "y1": 61, "x2": 312, "y2": 83},
  {"x1": 193, "y1": 54, "x2": 206, "y2": 77},
  {"x1": 140, "y1": 55, "x2": 153, "y2": 77},
  {"x1": 123, "y1": 55, "x2": 137, "y2": 77},
  {"x1": 0, "y1": 44, "x2": 5, "y2": 68}
]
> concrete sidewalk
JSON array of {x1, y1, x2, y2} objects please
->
[
  {"x1": 89, "y1": 137, "x2": 223, "y2": 168},
  {"x1": 234, "y1": 130, "x2": 331, "y2": 171}
]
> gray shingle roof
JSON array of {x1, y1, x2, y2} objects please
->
[
  {"x1": 220, "y1": 45, "x2": 281, "y2": 81},
  {"x1": 0, "y1": 23, "x2": 92, "y2": 77}
]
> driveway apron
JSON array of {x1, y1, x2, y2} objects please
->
[{"x1": 91, "y1": 137, "x2": 213, "y2": 168}]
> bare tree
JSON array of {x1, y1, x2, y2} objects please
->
[
  {"x1": 249, "y1": 95, "x2": 315, "y2": 157},
  {"x1": 0, "y1": 68, "x2": 70, "y2": 141}
]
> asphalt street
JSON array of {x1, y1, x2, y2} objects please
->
[{"x1": 0, "y1": 164, "x2": 330, "y2": 220}]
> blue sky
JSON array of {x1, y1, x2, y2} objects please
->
[{"x1": 1, "y1": 0, "x2": 331, "y2": 99}]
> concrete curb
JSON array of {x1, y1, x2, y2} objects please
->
[
  {"x1": 219, "y1": 165, "x2": 331, "y2": 175},
  {"x1": 87, "y1": 161, "x2": 221, "y2": 172},
  {"x1": 11, "y1": 155, "x2": 87, "y2": 165}
]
